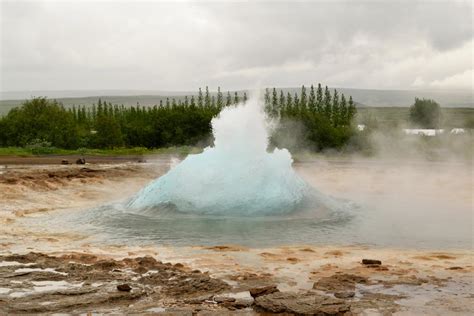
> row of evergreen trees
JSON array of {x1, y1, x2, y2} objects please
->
[
  {"x1": 0, "y1": 85, "x2": 358, "y2": 151},
  {"x1": 264, "y1": 84, "x2": 356, "y2": 127}
]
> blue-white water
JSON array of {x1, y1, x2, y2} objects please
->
[{"x1": 127, "y1": 98, "x2": 341, "y2": 216}]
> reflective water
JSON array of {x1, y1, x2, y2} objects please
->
[{"x1": 31, "y1": 159, "x2": 472, "y2": 250}]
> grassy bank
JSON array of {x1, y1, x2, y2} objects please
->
[{"x1": 0, "y1": 146, "x2": 201, "y2": 157}]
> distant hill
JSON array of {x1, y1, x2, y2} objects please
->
[
  {"x1": 0, "y1": 88, "x2": 471, "y2": 115},
  {"x1": 278, "y1": 87, "x2": 472, "y2": 108}
]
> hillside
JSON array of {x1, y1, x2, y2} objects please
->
[{"x1": 0, "y1": 87, "x2": 472, "y2": 116}]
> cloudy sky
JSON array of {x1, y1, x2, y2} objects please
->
[{"x1": 0, "y1": 0, "x2": 472, "y2": 92}]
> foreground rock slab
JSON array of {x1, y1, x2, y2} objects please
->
[{"x1": 255, "y1": 291, "x2": 351, "y2": 315}]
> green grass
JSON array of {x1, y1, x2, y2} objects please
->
[{"x1": 0, "y1": 146, "x2": 201, "y2": 157}]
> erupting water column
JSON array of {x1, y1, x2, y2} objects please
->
[{"x1": 128, "y1": 97, "x2": 314, "y2": 215}]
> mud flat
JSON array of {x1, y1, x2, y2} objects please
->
[{"x1": 0, "y1": 158, "x2": 472, "y2": 315}]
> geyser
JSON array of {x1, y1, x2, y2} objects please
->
[{"x1": 128, "y1": 97, "x2": 323, "y2": 215}]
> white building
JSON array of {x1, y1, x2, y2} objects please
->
[{"x1": 403, "y1": 129, "x2": 444, "y2": 136}]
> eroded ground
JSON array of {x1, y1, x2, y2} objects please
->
[{"x1": 0, "y1": 158, "x2": 472, "y2": 315}]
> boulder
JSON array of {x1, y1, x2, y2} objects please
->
[
  {"x1": 313, "y1": 273, "x2": 368, "y2": 293},
  {"x1": 249, "y1": 285, "x2": 279, "y2": 298},
  {"x1": 362, "y1": 259, "x2": 382, "y2": 265},
  {"x1": 117, "y1": 284, "x2": 132, "y2": 292},
  {"x1": 255, "y1": 291, "x2": 351, "y2": 315},
  {"x1": 214, "y1": 291, "x2": 254, "y2": 308}
]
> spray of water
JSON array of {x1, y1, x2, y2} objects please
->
[{"x1": 128, "y1": 97, "x2": 329, "y2": 215}]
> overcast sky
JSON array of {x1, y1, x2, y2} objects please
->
[{"x1": 0, "y1": 0, "x2": 472, "y2": 92}]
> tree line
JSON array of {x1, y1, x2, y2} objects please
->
[
  {"x1": 264, "y1": 84, "x2": 356, "y2": 150},
  {"x1": 0, "y1": 85, "x2": 357, "y2": 151}
]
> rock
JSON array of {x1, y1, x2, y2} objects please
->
[
  {"x1": 249, "y1": 285, "x2": 279, "y2": 298},
  {"x1": 61, "y1": 160, "x2": 69, "y2": 165},
  {"x1": 362, "y1": 259, "x2": 382, "y2": 265},
  {"x1": 314, "y1": 273, "x2": 368, "y2": 293},
  {"x1": 76, "y1": 158, "x2": 86, "y2": 164},
  {"x1": 213, "y1": 296, "x2": 236, "y2": 303},
  {"x1": 183, "y1": 294, "x2": 213, "y2": 304},
  {"x1": 214, "y1": 291, "x2": 254, "y2": 308},
  {"x1": 117, "y1": 284, "x2": 132, "y2": 292},
  {"x1": 334, "y1": 291, "x2": 355, "y2": 299},
  {"x1": 255, "y1": 291, "x2": 351, "y2": 315}
]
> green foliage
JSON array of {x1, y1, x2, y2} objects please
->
[
  {"x1": 409, "y1": 98, "x2": 441, "y2": 128},
  {"x1": 266, "y1": 85, "x2": 358, "y2": 151},
  {"x1": 0, "y1": 85, "x2": 357, "y2": 153},
  {"x1": 0, "y1": 97, "x2": 79, "y2": 148},
  {"x1": 26, "y1": 139, "x2": 56, "y2": 155}
]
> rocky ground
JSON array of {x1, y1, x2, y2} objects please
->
[
  {"x1": 0, "y1": 248, "x2": 472, "y2": 315},
  {"x1": 0, "y1": 159, "x2": 472, "y2": 315}
]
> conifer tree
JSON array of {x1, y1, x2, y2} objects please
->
[
  {"x1": 217, "y1": 87, "x2": 223, "y2": 108},
  {"x1": 348, "y1": 96, "x2": 356, "y2": 123},
  {"x1": 293, "y1": 93, "x2": 300, "y2": 114},
  {"x1": 204, "y1": 86, "x2": 211, "y2": 107},
  {"x1": 97, "y1": 99, "x2": 103, "y2": 118},
  {"x1": 316, "y1": 83, "x2": 323, "y2": 113},
  {"x1": 197, "y1": 88, "x2": 203, "y2": 107},
  {"x1": 226, "y1": 92, "x2": 232, "y2": 106},
  {"x1": 323, "y1": 86, "x2": 332, "y2": 118},
  {"x1": 308, "y1": 85, "x2": 316, "y2": 112},
  {"x1": 243, "y1": 92, "x2": 248, "y2": 103},
  {"x1": 72, "y1": 105, "x2": 77, "y2": 121},
  {"x1": 184, "y1": 96, "x2": 189, "y2": 107},
  {"x1": 190, "y1": 96, "x2": 196, "y2": 108},
  {"x1": 234, "y1": 91, "x2": 240, "y2": 104},
  {"x1": 271, "y1": 88, "x2": 278, "y2": 116},
  {"x1": 279, "y1": 90, "x2": 286, "y2": 111},
  {"x1": 332, "y1": 89, "x2": 340, "y2": 126},
  {"x1": 340, "y1": 94, "x2": 347, "y2": 125},
  {"x1": 286, "y1": 92, "x2": 292, "y2": 112},
  {"x1": 211, "y1": 96, "x2": 216, "y2": 108},
  {"x1": 264, "y1": 88, "x2": 271, "y2": 107},
  {"x1": 300, "y1": 85, "x2": 307, "y2": 110}
]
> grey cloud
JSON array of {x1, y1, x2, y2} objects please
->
[{"x1": 0, "y1": 0, "x2": 472, "y2": 92}]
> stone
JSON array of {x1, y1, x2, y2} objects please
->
[
  {"x1": 117, "y1": 284, "x2": 132, "y2": 292},
  {"x1": 255, "y1": 291, "x2": 351, "y2": 315},
  {"x1": 76, "y1": 158, "x2": 86, "y2": 165},
  {"x1": 183, "y1": 294, "x2": 213, "y2": 304},
  {"x1": 249, "y1": 285, "x2": 279, "y2": 298},
  {"x1": 313, "y1": 273, "x2": 368, "y2": 293},
  {"x1": 214, "y1": 291, "x2": 254, "y2": 308},
  {"x1": 362, "y1": 259, "x2": 382, "y2": 265},
  {"x1": 213, "y1": 296, "x2": 236, "y2": 303},
  {"x1": 334, "y1": 291, "x2": 355, "y2": 299}
]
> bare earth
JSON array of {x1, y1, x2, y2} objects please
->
[{"x1": 0, "y1": 157, "x2": 472, "y2": 315}]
